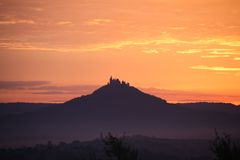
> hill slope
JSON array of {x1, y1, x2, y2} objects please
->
[{"x1": 0, "y1": 78, "x2": 240, "y2": 147}]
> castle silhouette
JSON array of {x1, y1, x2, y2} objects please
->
[{"x1": 108, "y1": 76, "x2": 130, "y2": 86}]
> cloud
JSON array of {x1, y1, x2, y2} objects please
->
[
  {"x1": 0, "y1": 37, "x2": 181, "y2": 53},
  {"x1": 196, "y1": 23, "x2": 206, "y2": 26},
  {"x1": 1, "y1": 36, "x2": 240, "y2": 54},
  {"x1": 169, "y1": 26, "x2": 187, "y2": 30},
  {"x1": 176, "y1": 48, "x2": 240, "y2": 60},
  {"x1": 228, "y1": 25, "x2": 240, "y2": 29},
  {"x1": 33, "y1": 85, "x2": 98, "y2": 91},
  {"x1": 31, "y1": 85, "x2": 99, "y2": 94},
  {"x1": 141, "y1": 49, "x2": 159, "y2": 54},
  {"x1": 177, "y1": 49, "x2": 202, "y2": 54},
  {"x1": 0, "y1": 19, "x2": 36, "y2": 25},
  {"x1": 0, "y1": 81, "x2": 99, "y2": 103},
  {"x1": 177, "y1": 48, "x2": 239, "y2": 55},
  {"x1": 85, "y1": 19, "x2": 112, "y2": 25},
  {"x1": 56, "y1": 21, "x2": 73, "y2": 26},
  {"x1": 30, "y1": 7, "x2": 44, "y2": 12},
  {"x1": 209, "y1": 50, "x2": 237, "y2": 55},
  {"x1": 0, "y1": 40, "x2": 134, "y2": 53},
  {"x1": 200, "y1": 55, "x2": 230, "y2": 58},
  {"x1": 32, "y1": 91, "x2": 68, "y2": 95},
  {"x1": 190, "y1": 65, "x2": 240, "y2": 71},
  {"x1": 179, "y1": 39, "x2": 240, "y2": 47},
  {"x1": 234, "y1": 57, "x2": 240, "y2": 61},
  {"x1": 0, "y1": 80, "x2": 98, "y2": 95},
  {"x1": 205, "y1": 48, "x2": 236, "y2": 52},
  {"x1": 0, "y1": 81, "x2": 50, "y2": 90},
  {"x1": 142, "y1": 87, "x2": 240, "y2": 104}
]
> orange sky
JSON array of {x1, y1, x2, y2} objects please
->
[{"x1": 0, "y1": 0, "x2": 240, "y2": 104}]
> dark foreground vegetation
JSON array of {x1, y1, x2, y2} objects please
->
[
  {"x1": 210, "y1": 131, "x2": 240, "y2": 160},
  {"x1": 0, "y1": 132, "x2": 239, "y2": 160}
]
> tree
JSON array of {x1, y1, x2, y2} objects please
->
[
  {"x1": 102, "y1": 132, "x2": 140, "y2": 160},
  {"x1": 210, "y1": 131, "x2": 240, "y2": 160}
]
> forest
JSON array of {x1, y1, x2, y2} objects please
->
[{"x1": 0, "y1": 132, "x2": 239, "y2": 160}]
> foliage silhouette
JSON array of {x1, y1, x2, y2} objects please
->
[
  {"x1": 210, "y1": 131, "x2": 240, "y2": 160},
  {"x1": 102, "y1": 132, "x2": 140, "y2": 160},
  {"x1": 0, "y1": 135, "x2": 214, "y2": 160}
]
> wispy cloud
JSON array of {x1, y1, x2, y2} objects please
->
[
  {"x1": 85, "y1": 19, "x2": 112, "y2": 25},
  {"x1": 32, "y1": 85, "x2": 99, "y2": 95},
  {"x1": 176, "y1": 48, "x2": 240, "y2": 60},
  {"x1": 209, "y1": 50, "x2": 237, "y2": 55},
  {"x1": 200, "y1": 55, "x2": 230, "y2": 58},
  {"x1": 234, "y1": 57, "x2": 240, "y2": 61},
  {"x1": 142, "y1": 87, "x2": 240, "y2": 104},
  {"x1": 0, "y1": 80, "x2": 98, "y2": 96},
  {"x1": 0, "y1": 19, "x2": 36, "y2": 25},
  {"x1": 0, "y1": 81, "x2": 49, "y2": 90},
  {"x1": 177, "y1": 48, "x2": 238, "y2": 55},
  {"x1": 169, "y1": 26, "x2": 187, "y2": 30},
  {"x1": 29, "y1": 7, "x2": 44, "y2": 12},
  {"x1": 190, "y1": 65, "x2": 240, "y2": 71},
  {"x1": 56, "y1": 21, "x2": 73, "y2": 26},
  {"x1": 141, "y1": 49, "x2": 159, "y2": 54},
  {"x1": 200, "y1": 50, "x2": 239, "y2": 59},
  {"x1": 177, "y1": 49, "x2": 202, "y2": 54},
  {"x1": 1, "y1": 36, "x2": 240, "y2": 54},
  {"x1": 179, "y1": 39, "x2": 240, "y2": 47},
  {"x1": 0, "y1": 40, "x2": 134, "y2": 53},
  {"x1": 205, "y1": 48, "x2": 236, "y2": 52},
  {"x1": 0, "y1": 38, "x2": 181, "y2": 53}
]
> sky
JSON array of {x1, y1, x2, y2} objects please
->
[{"x1": 0, "y1": 0, "x2": 240, "y2": 104}]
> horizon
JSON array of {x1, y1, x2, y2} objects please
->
[
  {"x1": 1, "y1": 0, "x2": 240, "y2": 104},
  {"x1": 0, "y1": 77, "x2": 239, "y2": 105}
]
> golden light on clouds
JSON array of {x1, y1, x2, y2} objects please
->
[
  {"x1": 0, "y1": 19, "x2": 36, "y2": 25},
  {"x1": 177, "y1": 49, "x2": 202, "y2": 54},
  {"x1": 190, "y1": 65, "x2": 240, "y2": 71},
  {"x1": 85, "y1": 19, "x2": 113, "y2": 25},
  {"x1": 30, "y1": 7, "x2": 44, "y2": 12},
  {"x1": 56, "y1": 21, "x2": 73, "y2": 26},
  {"x1": 141, "y1": 49, "x2": 159, "y2": 54},
  {"x1": 200, "y1": 55, "x2": 230, "y2": 58},
  {"x1": 0, "y1": 0, "x2": 240, "y2": 104}
]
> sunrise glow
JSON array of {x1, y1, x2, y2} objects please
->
[{"x1": 0, "y1": 0, "x2": 240, "y2": 104}]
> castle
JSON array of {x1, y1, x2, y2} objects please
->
[{"x1": 108, "y1": 76, "x2": 130, "y2": 86}]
